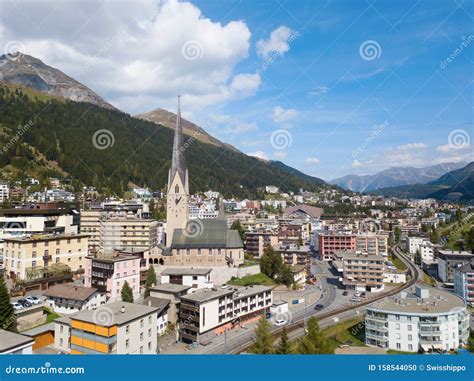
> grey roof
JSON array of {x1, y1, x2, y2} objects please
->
[
  {"x1": 22, "y1": 322, "x2": 55, "y2": 336},
  {"x1": 367, "y1": 285, "x2": 466, "y2": 315},
  {"x1": 151, "y1": 283, "x2": 191, "y2": 294},
  {"x1": 181, "y1": 285, "x2": 272, "y2": 304},
  {"x1": 171, "y1": 218, "x2": 243, "y2": 249},
  {"x1": 43, "y1": 284, "x2": 98, "y2": 301},
  {"x1": 169, "y1": 95, "x2": 186, "y2": 186},
  {"x1": 67, "y1": 302, "x2": 159, "y2": 326},
  {"x1": 0, "y1": 329, "x2": 34, "y2": 352},
  {"x1": 456, "y1": 259, "x2": 474, "y2": 273},
  {"x1": 141, "y1": 297, "x2": 170, "y2": 315},
  {"x1": 161, "y1": 267, "x2": 211, "y2": 276}
]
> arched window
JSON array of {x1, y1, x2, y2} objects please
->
[{"x1": 175, "y1": 184, "x2": 179, "y2": 193}]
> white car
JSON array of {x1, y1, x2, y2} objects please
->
[
  {"x1": 11, "y1": 302, "x2": 23, "y2": 311},
  {"x1": 26, "y1": 296, "x2": 41, "y2": 305},
  {"x1": 274, "y1": 319, "x2": 288, "y2": 326}
]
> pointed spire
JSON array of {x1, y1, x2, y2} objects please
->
[{"x1": 169, "y1": 94, "x2": 186, "y2": 188}]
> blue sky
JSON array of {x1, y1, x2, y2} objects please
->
[{"x1": 1, "y1": 0, "x2": 473, "y2": 180}]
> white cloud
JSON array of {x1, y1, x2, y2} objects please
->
[
  {"x1": 0, "y1": 0, "x2": 259, "y2": 114},
  {"x1": 272, "y1": 106, "x2": 298, "y2": 126},
  {"x1": 397, "y1": 142, "x2": 428, "y2": 150},
  {"x1": 256, "y1": 26, "x2": 298, "y2": 59},
  {"x1": 273, "y1": 151, "x2": 287, "y2": 160},
  {"x1": 352, "y1": 159, "x2": 363, "y2": 168},
  {"x1": 304, "y1": 157, "x2": 320, "y2": 165},
  {"x1": 248, "y1": 151, "x2": 269, "y2": 160}
]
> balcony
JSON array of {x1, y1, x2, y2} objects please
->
[
  {"x1": 181, "y1": 303, "x2": 199, "y2": 313},
  {"x1": 366, "y1": 314, "x2": 387, "y2": 323},
  {"x1": 365, "y1": 332, "x2": 388, "y2": 341},
  {"x1": 365, "y1": 322, "x2": 388, "y2": 332},
  {"x1": 180, "y1": 323, "x2": 199, "y2": 332}
]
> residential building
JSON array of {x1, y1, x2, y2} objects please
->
[
  {"x1": 342, "y1": 251, "x2": 385, "y2": 292},
  {"x1": 0, "y1": 329, "x2": 34, "y2": 354},
  {"x1": 54, "y1": 302, "x2": 159, "y2": 354},
  {"x1": 159, "y1": 267, "x2": 213, "y2": 291},
  {"x1": 149, "y1": 283, "x2": 191, "y2": 324},
  {"x1": 437, "y1": 250, "x2": 474, "y2": 285},
  {"x1": 80, "y1": 209, "x2": 102, "y2": 254},
  {"x1": 315, "y1": 231, "x2": 355, "y2": 261},
  {"x1": 3, "y1": 233, "x2": 88, "y2": 281},
  {"x1": 179, "y1": 285, "x2": 273, "y2": 343},
  {"x1": 356, "y1": 233, "x2": 388, "y2": 256},
  {"x1": 365, "y1": 285, "x2": 470, "y2": 352},
  {"x1": 383, "y1": 270, "x2": 407, "y2": 284},
  {"x1": 44, "y1": 284, "x2": 105, "y2": 314},
  {"x1": 274, "y1": 244, "x2": 310, "y2": 269},
  {"x1": 0, "y1": 181, "x2": 9, "y2": 202},
  {"x1": 84, "y1": 252, "x2": 141, "y2": 302},
  {"x1": 454, "y1": 259, "x2": 474, "y2": 307},
  {"x1": 244, "y1": 230, "x2": 278, "y2": 257},
  {"x1": 406, "y1": 237, "x2": 428, "y2": 255},
  {"x1": 141, "y1": 297, "x2": 170, "y2": 335}
]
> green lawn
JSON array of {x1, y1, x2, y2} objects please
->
[
  {"x1": 44, "y1": 307, "x2": 60, "y2": 323},
  {"x1": 322, "y1": 318, "x2": 366, "y2": 350},
  {"x1": 390, "y1": 255, "x2": 407, "y2": 271},
  {"x1": 422, "y1": 272, "x2": 437, "y2": 287},
  {"x1": 387, "y1": 349, "x2": 416, "y2": 354},
  {"x1": 227, "y1": 273, "x2": 275, "y2": 286}
]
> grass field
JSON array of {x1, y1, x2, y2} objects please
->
[
  {"x1": 322, "y1": 318, "x2": 366, "y2": 350},
  {"x1": 227, "y1": 273, "x2": 275, "y2": 286},
  {"x1": 389, "y1": 255, "x2": 407, "y2": 271}
]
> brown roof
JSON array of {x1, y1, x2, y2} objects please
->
[
  {"x1": 283, "y1": 204, "x2": 324, "y2": 218},
  {"x1": 43, "y1": 284, "x2": 99, "y2": 301}
]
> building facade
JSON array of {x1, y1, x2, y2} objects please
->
[
  {"x1": 454, "y1": 259, "x2": 474, "y2": 307},
  {"x1": 342, "y1": 252, "x2": 385, "y2": 292},
  {"x1": 437, "y1": 250, "x2": 474, "y2": 285}
]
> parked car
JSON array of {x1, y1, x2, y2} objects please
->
[
  {"x1": 18, "y1": 299, "x2": 32, "y2": 308},
  {"x1": 274, "y1": 319, "x2": 288, "y2": 326},
  {"x1": 26, "y1": 295, "x2": 40, "y2": 305},
  {"x1": 360, "y1": 292, "x2": 366, "y2": 298},
  {"x1": 314, "y1": 304, "x2": 324, "y2": 311},
  {"x1": 11, "y1": 302, "x2": 23, "y2": 311},
  {"x1": 342, "y1": 291, "x2": 348, "y2": 296},
  {"x1": 350, "y1": 297, "x2": 361, "y2": 303}
]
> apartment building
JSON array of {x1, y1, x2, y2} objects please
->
[
  {"x1": 84, "y1": 252, "x2": 141, "y2": 302},
  {"x1": 437, "y1": 250, "x2": 474, "y2": 285},
  {"x1": 3, "y1": 233, "x2": 88, "y2": 280},
  {"x1": 80, "y1": 209, "x2": 102, "y2": 254},
  {"x1": 278, "y1": 224, "x2": 303, "y2": 245},
  {"x1": 54, "y1": 302, "x2": 159, "y2": 354},
  {"x1": 406, "y1": 236, "x2": 429, "y2": 254},
  {"x1": 160, "y1": 267, "x2": 213, "y2": 291},
  {"x1": 149, "y1": 283, "x2": 191, "y2": 324},
  {"x1": 454, "y1": 259, "x2": 474, "y2": 307},
  {"x1": 355, "y1": 233, "x2": 388, "y2": 256},
  {"x1": 342, "y1": 251, "x2": 385, "y2": 292},
  {"x1": 0, "y1": 181, "x2": 9, "y2": 202},
  {"x1": 315, "y1": 231, "x2": 355, "y2": 261},
  {"x1": 179, "y1": 285, "x2": 273, "y2": 343},
  {"x1": 365, "y1": 285, "x2": 470, "y2": 352},
  {"x1": 274, "y1": 244, "x2": 310, "y2": 269},
  {"x1": 244, "y1": 230, "x2": 278, "y2": 257}
]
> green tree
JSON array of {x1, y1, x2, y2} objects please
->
[
  {"x1": 394, "y1": 227, "x2": 401, "y2": 244},
  {"x1": 465, "y1": 227, "x2": 474, "y2": 253},
  {"x1": 0, "y1": 277, "x2": 16, "y2": 332},
  {"x1": 230, "y1": 220, "x2": 245, "y2": 242},
  {"x1": 297, "y1": 317, "x2": 333, "y2": 354},
  {"x1": 429, "y1": 228, "x2": 439, "y2": 244},
  {"x1": 144, "y1": 265, "x2": 157, "y2": 298},
  {"x1": 121, "y1": 281, "x2": 134, "y2": 303},
  {"x1": 252, "y1": 315, "x2": 275, "y2": 354},
  {"x1": 276, "y1": 327, "x2": 291, "y2": 354},
  {"x1": 277, "y1": 265, "x2": 294, "y2": 287},
  {"x1": 260, "y1": 246, "x2": 283, "y2": 279}
]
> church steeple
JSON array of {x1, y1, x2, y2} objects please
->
[{"x1": 169, "y1": 95, "x2": 187, "y2": 188}]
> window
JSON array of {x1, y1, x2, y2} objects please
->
[
  {"x1": 140, "y1": 346, "x2": 143, "y2": 354},
  {"x1": 396, "y1": 343, "x2": 401, "y2": 349},
  {"x1": 125, "y1": 339, "x2": 129, "y2": 348},
  {"x1": 60, "y1": 338, "x2": 63, "y2": 346},
  {"x1": 32, "y1": 260, "x2": 36, "y2": 268},
  {"x1": 140, "y1": 332, "x2": 143, "y2": 341},
  {"x1": 408, "y1": 325, "x2": 412, "y2": 331},
  {"x1": 408, "y1": 344, "x2": 413, "y2": 351},
  {"x1": 208, "y1": 249, "x2": 212, "y2": 256},
  {"x1": 32, "y1": 251, "x2": 37, "y2": 258},
  {"x1": 148, "y1": 316, "x2": 152, "y2": 324},
  {"x1": 408, "y1": 334, "x2": 412, "y2": 341},
  {"x1": 186, "y1": 249, "x2": 190, "y2": 256},
  {"x1": 197, "y1": 249, "x2": 201, "y2": 256},
  {"x1": 140, "y1": 319, "x2": 144, "y2": 328},
  {"x1": 396, "y1": 323, "x2": 400, "y2": 330},
  {"x1": 175, "y1": 185, "x2": 179, "y2": 193},
  {"x1": 148, "y1": 342, "x2": 151, "y2": 351},
  {"x1": 126, "y1": 325, "x2": 130, "y2": 334},
  {"x1": 148, "y1": 328, "x2": 152, "y2": 337},
  {"x1": 56, "y1": 257, "x2": 60, "y2": 263},
  {"x1": 60, "y1": 325, "x2": 64, "y2": 333},
  {"x1": 56, "y1": 249, "x2": 60, "y2": 255}
]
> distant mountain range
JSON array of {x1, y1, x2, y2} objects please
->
[
  {"x1": 330, "y1": 162, "x2": 467, "y2": 193},
  {"x1": 372, "y1": 162, "x2": 474, "y2": 201},
  {"x1": 0, "y1": 54, "x2": 116, "y2": 110}
]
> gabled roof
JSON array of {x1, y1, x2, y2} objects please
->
[
  {"x1": 43, "y1": 284, "x2": 99, "y2": 301},
  {"x1": 283, "y1": 204, "x2": 324, "y2": 218}
]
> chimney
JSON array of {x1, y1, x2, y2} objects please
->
[
  {"x1": 121, "y1": 305, "x2": 125, "y2": 313},
  {"x1": 148, "y1": 300, "x2": 152, "y2": 307}
]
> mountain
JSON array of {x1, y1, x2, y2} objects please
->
[
  {"x1": 330, "y1": 162, "x2": 466, "y2": 192},
  {"x1": 0, "y1": 54, "x2": 116, "y2": 110},
  {"x1": 0, "y1": 83, "x2": 327, "y2": 198},
  {"x1": 372, "y1": 162, "x2": 474, "y2": 201},
  {"x1": 135, "y1": 108, "x2": 238, "y2": 151}
]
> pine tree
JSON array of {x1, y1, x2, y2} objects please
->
[
  {"x1": 297, "y1": 317, "x2": 333, "y2": 354},
  {"x1": 0, "y1": 277, "x2": 16, "y2": 332},
  {"x1": 230, "y1": 220, "x2": 245, "y2": 242},
  {"x1": 276, "y1": 327, "x2": 291, "y2": 354},
  {"x1": 144, "y1": 265, "x2": 157, "y2": 298},
  {"x1": 121, "y1": 281, "x2": 134, "y2": 303},
  {"x1": 252, "y1": 315, "x2": 275, "y2": 354}
]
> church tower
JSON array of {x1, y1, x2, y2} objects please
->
[{"x1": 166, "y1": 95, "x2": 189, "y2": 246}]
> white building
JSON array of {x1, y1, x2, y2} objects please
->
[
  {"x1": 0, "y1": 329, "x2": 34, "y2": 354},
  {"x1": 43, "y1": 284, "x2": 105, "y2": 314},
  {"x1": 159, "y1": 268, "x2": 213, "y2": 291},
  {"x1": 0, "y1": 181, "x2": 9, "y2": 202},
  {"x1": 383, "y1": 270, "x2": 407, "y2": 284},
  {"x1": 420, "y1": 242, "x2": 434, "y2": 263},
  {"x1": 406, "y1": 236, "x2": 429, "y2": 255},
  {"x1": 265, "y1": 186, "x2": 279, "y2": 194},
  {"x1": 365, "y1": 285, "x2": 470, "y2": 352}
]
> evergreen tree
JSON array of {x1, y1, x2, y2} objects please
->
[
  {"x1": 121, "y1": 281, "x2": 134, "y2": 303},
  {"x1": 0, "y1": 277, "x2": 16, "y2": 332},
  {"x1": 297, "y1": 317, "x2": 333, "y2": 354},
  {"x1": 277, "y1": 265, "x2": 294, "y2": 287},
  {"x1": 260, "y1": 246, "x2": 282, "y2": 279},
  {"x1": 230, "y1": 220, "x2": 245, "y2": 242},
  {"x1": 276, "y1": 327, "x2": 291, "y2": 354},
  {"x1": 144, "y1": 265, "x2": 157, "y2": 298},
  {"x1": 252, "y1": 315, "x2": 275, "y2": 354},
  {"x1": 429, "y1": 228, "x2": 439, "y2": 244}
]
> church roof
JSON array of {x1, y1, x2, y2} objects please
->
[
  {"x1": 169, "y1": 95, "x2": 186, "y2": 186},
  {"x1": 171, "y1": 218, "x2": 243, "y2": 249}
]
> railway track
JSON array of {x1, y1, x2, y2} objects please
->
[{"x1": 233, "y1": 246, "x2": 420, "y2": 354}]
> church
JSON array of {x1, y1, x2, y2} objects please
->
[{"x1": 156, "y1": 96, "x2": 244, "y2": 268}]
